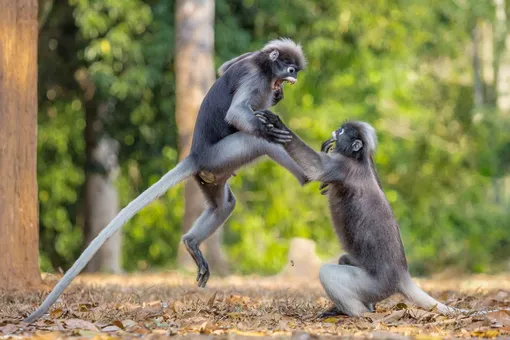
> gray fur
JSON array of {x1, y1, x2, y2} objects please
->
[
  {"x1": 225, "y1": 73, "x2": 272, "y2": 133},
  {"x1": 24, "y1": 38, "x2": 307, "y2": 323},
  {"x1": 217, "y1": 52, "x2": 254, "y2": 76},
  {"x1": 261, "y1": 38, "x2": 307, "y2": 70},
  {"x1": 256, "y1": 111, "x2": 509, "y2": 317}
]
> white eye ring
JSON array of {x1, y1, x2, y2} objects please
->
[{"x1": 338, "y1": 128, "x2": 344, "y2": 135}]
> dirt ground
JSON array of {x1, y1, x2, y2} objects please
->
[{"x1": 1, "y1": 272, "x2": 510, "y2": 339}]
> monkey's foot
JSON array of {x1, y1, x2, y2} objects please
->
[
  {"x1": 182, "y1": 238, "x2": 210, "y2": 288},
  {"x1": 317, "y1": 306, "x2": 347, "y2": 319},
  {"x1": 198, "y1": 171, "x2": 217, "y2": 185}
]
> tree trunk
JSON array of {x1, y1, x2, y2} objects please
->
[
  {"x1": 175, "y1": 0, "x2": 228, "y2": 275},
  {"x1": 82, "y1": 99, "x2": 122, "y2": 274},
  {"x1": 493, "y1": 0, "x2": 508, "y2": 203},
  {"x1": 0, "y1": 0, "x2": 42, "y2": 290},
  {"x1": 472, "y1": 20, "x2": 485, "y2": 109},
  {"x1": 83, "y1": 137, "x2": 122, "y2": 274}
]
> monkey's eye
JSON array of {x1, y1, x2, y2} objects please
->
[
  {"x1": 338, "y1": 128, "x2": 344, "y2": 136},
  {"x1": 287, "y1": 66, "x2": 295, "y2": 74}
]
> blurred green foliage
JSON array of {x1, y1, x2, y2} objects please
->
[{"x1": 38, "y1": 0, "x2": 510, "y2": 276}]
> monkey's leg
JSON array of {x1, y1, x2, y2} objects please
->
[
  {"x1": 182, "y1": 182, "x2": 236, "y2": 288},
  {"x1": 317, "y1": 255, "x2": 373, "y2": 318},
  {"x1": 319, "y1": 264, "x2": 381, "y2": 317},
  {"x1": 202, "y1": 132, "x2": 307, "y2": 185},
  {"x1": 335, "y1": 254, "x2": 376, "y2": 312}
]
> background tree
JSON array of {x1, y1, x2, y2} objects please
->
[
  {"x1": 175, "y1": 0, "x2": 228, "y2": 274},
  {"x1": 0, "y1": 0, "x2": 41, "y2": 290}
]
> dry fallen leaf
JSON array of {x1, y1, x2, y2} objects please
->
[
  {"x1": 0, "y1": 324, "x2": 17, "y2": 334},
  {"x1": 120, "y1": 319, "x2": 137, "y2": 330},
  {"x1": 226, "y1": 294, "x2": 251, "y2": 305},
  {"x1": 110, "y1": 320, "x2": 124, "y2": 330},
  {"x1": 146, "y1": 300, "x2": 162, "y2": 308},
  {"x1": 394, "y1": 302, "x2": 408, "y2": 310},
  {"x1": 102, "y1": 325, "x2": 122, "y2": 332},
  {"x1": 132, "y1": 326, "x2": 151, "y2": 335},
  {"x1": 199, "y1": 321, "x2": 217, "y2": 334},
  {"x1": 63, "y1": 319, "x2": 100, "y2": 331},
  {"x1": 406, "y1": 308, "x2": 437, "y2": 322},
  {"x1": 364, "y1": 312, "x2": 391, "y2": 322},
  {"x1": 486, "y1": 310, "x2": 510, "y2": 327},
  {"x1": 207, "y1": 291, "x2": 218, "y2": 307},
  {"x1": 379, "y1": 310, "x2": 406, "y2": 324},
  {"x1": 322, "y1": 317, "x2": 339, "y2": 324},
  {"x1": 173, "y1": 300, "x2": 184, "y2": 314},
  {"x1": 49, "y1": 308, "x2": 64, "y2": 319},
  {"x1": 471, "y1": 329, "x2": 500, "y2": 338},
  {"x1": 78, "y1": 303, "x2": 91, "y2": 312}
]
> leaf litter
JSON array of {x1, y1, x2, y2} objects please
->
[{"x1": 0, "y1": 272, "x2": 509, "y2": 339}]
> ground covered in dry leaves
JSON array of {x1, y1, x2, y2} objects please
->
[{"x1": 1, "y1": 272, "x2": 510, "y2": 339}]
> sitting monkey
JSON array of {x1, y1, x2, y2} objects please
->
[{"x1": 256, "y1": 110, "x2": 505, "y2": 317}]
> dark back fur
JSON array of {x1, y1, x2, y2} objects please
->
[{"x1": 190, "y1": 61, "x2": 249, "y2": 150}]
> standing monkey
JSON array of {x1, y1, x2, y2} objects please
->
[
  {"x1": 256, "y1": 111, "x2": 509, "y2": 317},
  {"x1": 25, "y1": 38, "x2": 307, "y2": 323}
]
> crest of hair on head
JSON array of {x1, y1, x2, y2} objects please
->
[
  {"x1": 261, "y1": 37, "x2": 307, "y2": 70},
  {"x1": 351, "y1": 121, "x2": 377, "y2": 154}
]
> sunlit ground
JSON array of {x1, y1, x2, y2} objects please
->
[{"x1": 1, "y1": 272, "x2": 510, "y2": 339}]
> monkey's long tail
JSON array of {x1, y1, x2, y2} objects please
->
[
  {"x1": 399, "y1": 275, "x2": 510, "y2": 317},
  {"x1": 398, "y1": 276, "x2": 463, "y2": 316},
  {"x1": 24, "y1": 156, "x2": 198, "y2": 323}
]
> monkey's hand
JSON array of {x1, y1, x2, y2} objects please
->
[
  {"x1": 255, "y1": 110, "x2": 288, "y2": 131},
  {"x1": 271, "y1": 86, "x2": 284, "y2": 106},
  {"x1": 319, "y1": 182, "x2": 329, "y2": 195},
  {"x1": 254, "y1": 110, "x2": 292, "y2": 144}
]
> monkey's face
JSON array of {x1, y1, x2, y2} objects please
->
[
  {"x1": 321, "y1": 124, "x2": 364, "y2": 160},
  {"x1": 267, "y1": 49, "x2": 301, "y2": 92}
]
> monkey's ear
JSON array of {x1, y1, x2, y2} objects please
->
[
  {"x1": 269, "y1": 50, "x2": 279, "y2": 61},
  {"x1": 352, "y1": 139, "x2": 363, "y2": 152}
]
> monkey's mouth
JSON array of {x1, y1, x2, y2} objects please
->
[{"x1": 272, "y1": 77, "x2": 297, "y2": 91}]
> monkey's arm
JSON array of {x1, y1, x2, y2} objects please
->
[
  {"x1": 225, "y1": 86, "x2": 291, "y2": 144},
  {"x1": 256, "y1": 111, "x2": 347, "y2": 182}
]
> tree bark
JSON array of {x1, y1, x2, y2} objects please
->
[
  {"x1": 0, "y1": 0, "x2": 42, "y2": 290},
  {"x1": 175, "y1": 0, "x2": 228, "y2": 275},
  {"x1": 83, "y1": 135, "x2": 122, "y2": 274},
  {"x1": 75, "y1": 67, "x2": 123, "y2": 274},
  {"x1": 472, "y1": 20, "x2": 485, "y2": 109},
  {"x1": 493, "y1": 0, "x2": 508, "y2": 203}
]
